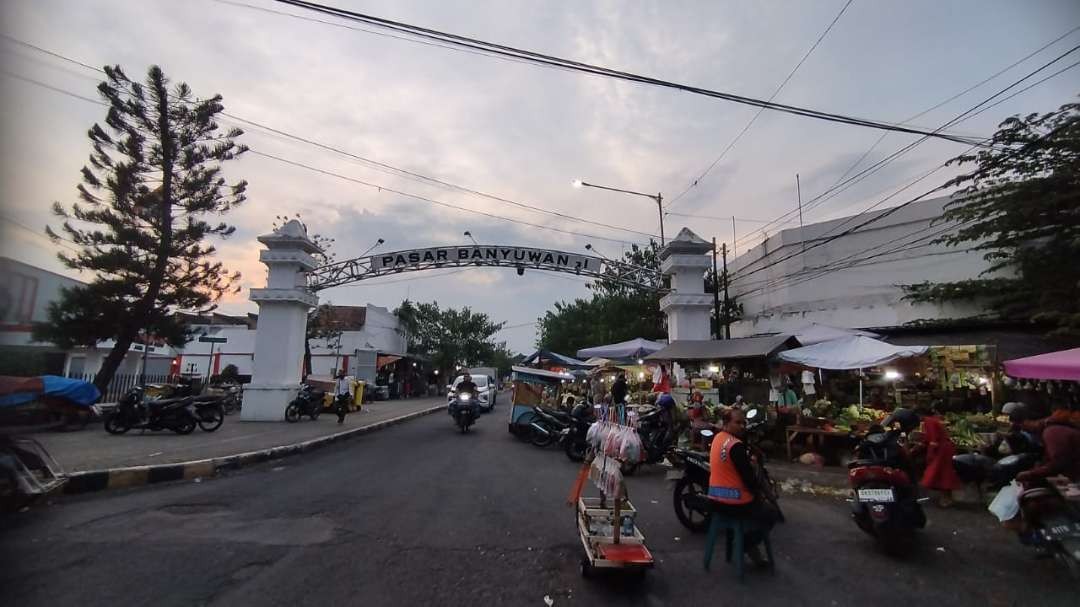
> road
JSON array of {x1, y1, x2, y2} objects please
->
[{"x1": 2, "y1": 407, "x2": 1075, "y2": 607}]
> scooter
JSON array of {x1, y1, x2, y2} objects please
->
[
  {"x1": 848, "y1": 426, "x2": 927, "y2": 553},
  {"x1": 450, "y1": 391, "x2": 479, "y2": 433},
  {"x1": 528, "y1": 405, "x2": 571, "y2": 448},
  {"x1": 560, "y1": 401, "x2": 595, "y2": 462},
  {"x1": 285, "y1": 384, "x2": 325, "y2": 422},
  {"x1": 105, "y1": 387, "x2": 198, "y2": 435}
]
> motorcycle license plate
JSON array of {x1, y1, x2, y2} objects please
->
[
  {"x1": 857, "y1": 488, "x2": 895, "y2": 503},
  {"x1": 1043, "y1": 522, "x2": 1080, "y2": 539}
]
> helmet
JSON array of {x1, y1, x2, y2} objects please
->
[
  {"x1": 656, "y1": 393, "x2": 676, "y2": 410},
  {"x1": 1001, "y1": 402, "x2": 1028, "y2": 423},
  {"x1": 883, "y1": 407, "x2": 920, "y2": 434}
]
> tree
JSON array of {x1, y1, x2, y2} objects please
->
[
  {"x1": 393, "y1": 300, "x2": 504, "y2": 375},
  {"x1": 536, "y1": 241, "x2": 668, "y2": 354},
  {"x1": 903, "y1": 102, "x2": 1080, "y2": 337},
  {"x1": 32, "y1": 65, "x2": 248, "y2": 392}
]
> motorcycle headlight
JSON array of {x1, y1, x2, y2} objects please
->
[{"x1": 459, "y1": 393, "x2": 471, "y2": 401}]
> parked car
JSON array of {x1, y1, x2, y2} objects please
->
[{"x1": 448, "y1": 374, "x2": 497, "y2": 412}]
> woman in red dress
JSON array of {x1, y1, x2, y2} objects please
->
[
  {"x1": 919, "y1": 405, "x2": 962, "y2": 507},
  {"x1": 651, "y1": 364, "x2": 671, "y2": 393}
]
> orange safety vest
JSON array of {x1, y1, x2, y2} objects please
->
[{"x1": 708, "y1": 431, "x2": 754, "y2": 504}]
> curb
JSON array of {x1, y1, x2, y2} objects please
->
[{"x1": 61, "y1": 404, "x2": 446, "y2": 496}]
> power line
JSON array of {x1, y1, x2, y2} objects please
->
[
  {"x1": 268, "y1": 0, "x2": 987, "y2": 146},
  {"x1": 2, "y1": 35, "x2": 658, "y2": 244},
  {"x1": 666, "y1": 0, "x2": 855, "y2": 208},
  {"x1": 247, "y1": 150, "x2": 639, "y2": 244},
  {"x1": 731, "y1": 26, "x2": 1080, "y2": 249},
  {"x1": 726, "y1": 43, "x2": 1080, "y2": 274},
  {"x1": 0, "y1": 213, "x2": 82, "y2": 253}
]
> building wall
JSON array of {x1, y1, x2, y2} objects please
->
[{"x1": 728, "y1": 196, "x2": 999, "y2": 337}]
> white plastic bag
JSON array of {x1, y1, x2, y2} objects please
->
[{"x1": 988, "y1": 481, "x2": 1021, "y2": 522}]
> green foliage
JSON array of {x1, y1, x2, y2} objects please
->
[
  {"x1": 219, "y1": 364, "x2": 240, "y2": 380},
  {"x1": 482, "y1": 341, "x2": 518, "y2": 377},
  {"x1": 31, "y1": 65, "x2": 247, "y2": 391},
  {"x1": 903, "y1": 101, "x2": 1080, "y2": 337},
  {"x1": 394, "y1": 300, "x2": 504, "y2": 374}
]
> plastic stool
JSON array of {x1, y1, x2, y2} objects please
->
[{"x1": 703, "y1": 513, "x2": 774, "y2": 581}]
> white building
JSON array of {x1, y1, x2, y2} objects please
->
[
  {"x1": 727, "y1": 196, "x2": 994, "y2": 338},
  {"x1": 1, "y1": 257, "x2": 406, "y2": 384}
]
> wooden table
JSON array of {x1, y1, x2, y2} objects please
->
[{"x1": 785, "y1": 425, "x2": 851, "y2": 461}]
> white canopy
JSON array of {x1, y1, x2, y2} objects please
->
[
  {"x1": 576, "y1": 338, "x2": 667, "y2": 360},
  {"x1": 791, "y1": 323, "x2": 879, "y2": 346},
  {"x1": 776, "y1": 335, "x2": 927, "y2": 370},
  {"x1": 583, "y1": 357, "x2": 614, "y2": 367}
]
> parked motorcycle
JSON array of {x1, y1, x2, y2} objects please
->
[
  {"x1": 192, "y1": 396, "x2": 226, "y2": 432},
  {"x1": 1018, "y1": 484, "x2": 1080, "y2": 578},
  {"x1": 848, "y1": 417, "x2": 926, "y2": 553},
  {"x1": 669, "y1": 409, "x2": 781, "y2": 533},
  {"x1": 529, "y1": 405, "x2": 571, "y2": 447},
  {"x1": 450, "y1": 391, "x2": 479, "y2": 433},
  {"x1": 285, "y1": 384, "x2": 325, "y2": 422},
  {"x1": 105, "y1": 387, "x2": 197, "y2": 435},
  {"x1": 560, "y1": 401, "x2": 595, "y2": 462},
  {"x1": 622, "y1": 406, "x2": 675, "y2": 475},
  {"x1": 221, "y1": 385, "x2": 242, "y2": 415}
]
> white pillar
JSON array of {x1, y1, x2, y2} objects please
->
[
  {"x1": 241, "y1": 220, "x2": 321, "y2": 421},
  {"x1": 659, "y1": 228, "x2": 714, "y2": 342}
]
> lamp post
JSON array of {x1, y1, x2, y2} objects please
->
[
  {"x1": 464, "y1": 231, "x2": 479, "y2": 246},
  {"x1": 573, "y1": 179, "x2": 665, "y2": 246}
]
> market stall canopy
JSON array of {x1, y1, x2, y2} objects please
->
[
  {"x1": 511, "y1": 365, "x2": 575, "y2": 381},
  {"x1": 1003, "y1": 347, "x2": 1080, "y2": 381},
  {"x1": 576, "y1": 338, "x2": 667, "y2": 361},
  {"x1": 583, "y1": 357, "x2": 614, "y2": 367},
  {"x1": 521, "y1": 349, "x2": 589, "y2": 369},
  {"x1": 791, "y1": 323, "x2": 879, "y2": 346},
  {"x1": 645, "y1": 335, "x2": 799, "y2": 362},
  {"x1": 0, "y1": 375, "x2": 100, "y2": 407},
  {"x1": 376, "y1": 355, "x2": 402, "y2": 368},
  {"x1": 776, "y1": 335, "x2": 928, "y2": 370}
]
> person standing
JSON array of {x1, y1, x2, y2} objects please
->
[
  {"x1": 335, "y1": 370, "x2": 351, "y2": 424},
  {"x1": 918, "y1": 404, "x2": 961, "y2": 507},
  {"x1": 652, "y1": 364, "x2": 671, "y2": 393},
  {"x1": 611, "y1": 372, "x2": 628, "y2": 405}
]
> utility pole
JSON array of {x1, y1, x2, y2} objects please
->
[
  {"x1": 796, "y1": 173, "x2": 805, "y2": 254},
  {"x1": 712, "y1": 238, "x2": 721, "y2": 339},
  {"x1": 656, "y1": 193, "x2": 665, "y2": 247},
  {"x1": 721, "y1": 243, "x2": 731, "y2": 340}
]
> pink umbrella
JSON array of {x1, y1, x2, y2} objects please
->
[{"x1": 1003, "y1": 347, "x2": 1080, "y2": 381}]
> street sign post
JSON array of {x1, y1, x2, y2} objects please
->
[{"x1": 198, "y1": 335, "x2": 228, "y2": 388}]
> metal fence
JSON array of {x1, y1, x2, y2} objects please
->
[{"x1": 67, "y1": 372, "x2": 172, "y2": 404}]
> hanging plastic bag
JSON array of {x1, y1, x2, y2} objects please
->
[{"x1": 988, "y1": 481, "x2": 1021, "y2": 522}]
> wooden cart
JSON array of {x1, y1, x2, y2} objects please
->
[{"x1": 576, "y1": 495, "x2": 654, "y2": 578}]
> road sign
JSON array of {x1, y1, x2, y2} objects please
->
[{"x1": 198, "y1": 335, "x2": 228, "y2": 344}]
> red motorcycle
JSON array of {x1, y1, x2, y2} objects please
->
[{"x1": 848, "y1": 417, "x2": 927, "y2": 553}]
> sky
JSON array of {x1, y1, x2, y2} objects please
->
[{"x1": 1, "y1": 0, "x2": 1077, "y2": 354}]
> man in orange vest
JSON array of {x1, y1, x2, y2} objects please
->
[{"x1": 709, "y1": 408, "x2": 778, "y2": 566}]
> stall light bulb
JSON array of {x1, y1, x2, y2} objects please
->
[
  {"x1": 978, "y1": 376, "x2": 989, "y2": 385},
  {"x1": 637, "y1": 359, "x2": 644, "y2": 365},
  {"x1": 638, "y1": 372, "x2": 645, "y2": 379},
  {"x1": 708, "y1": 365, "x2": 720, "y2": 373},
  {"x1": 884, "y1": 370, "x2": 902, "y2": 381}
]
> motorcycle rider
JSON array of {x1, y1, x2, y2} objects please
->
[
  {"x1": 708, "y1": 407, "x2": 781, "y2": 566},
  {"x1": 451, "y1": 373, "x2": 478, "y2": 416},
  {"x1": 334, "y1": 370, "x2": 351, "y2": 424}
]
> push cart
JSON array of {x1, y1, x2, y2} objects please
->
[{"x1": 576, "y1": 494, "x2": 654, "y2": 578}]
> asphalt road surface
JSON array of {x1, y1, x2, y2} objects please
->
[{"x1": 2, "y1": 409, "x2": 1075, "y2": 606}]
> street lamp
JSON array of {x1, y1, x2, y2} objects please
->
[
  {"x1": 464, "y1": 231, "x2": 478, "y2": 245},
  {"x1": 360, "y1": 238, "x2": 385, "y2": 256},
  {"x1": 573, "y1": 179, "x2": 665, "y2": 245}
]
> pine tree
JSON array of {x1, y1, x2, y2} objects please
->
[{"x1": 33, "y1": 65, "x2": 248, "y2": 393}]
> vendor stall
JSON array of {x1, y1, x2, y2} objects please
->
[{"x1": 576, "y1": 338, "x2": 667, "y2": 363}]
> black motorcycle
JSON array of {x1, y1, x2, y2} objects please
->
[
  {"x1": 191, "y1": 396, "x2": 226, "y2": 432},
  {"x1": 285, "y1": 384, "x2": 325, "y2": 422},
  {"x1": 953, "y1": 429, "x2": 1040, "y2": 498},
  {"x1": 105, "y1": 387, "x2": 197, "y2": 435},
  {"x1": 622, "y1": 406, "x2": 675, "y2": 475},
  {"x1": 670, "y1": 409, "x2": 781, "y2": 532},
  {"x1": 450, "y1": 391, "x2": 479, "y2": 433},
  {"x1": 528, "y1": 405, "x2": 571, "y2": 447},
  {"x1": 560, "y1": 402, "x2": 595, "y2": 462},
  {"x1": 848, "y1": 427, "x2": 926, "y2": 552}
]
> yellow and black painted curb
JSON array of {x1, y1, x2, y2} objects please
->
[{"x1": 62, "y1": 404, "x2": 446, "y2": 495}]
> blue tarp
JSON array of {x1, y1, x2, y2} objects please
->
[{"x1": 0, "y1": 375, "x2": 100, "y2": 408}]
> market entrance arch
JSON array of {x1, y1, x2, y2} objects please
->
[{"x1": 240, "y1": 220, "x2": 713, "y2": 421}]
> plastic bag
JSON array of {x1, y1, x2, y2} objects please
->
[{"x1": 988, "y1": 481, "x2": 1021, "y2": 522}]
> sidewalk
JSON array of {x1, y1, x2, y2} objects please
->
[{"x1": 37, "y1": 397, "x2": 448, "y2": 474}]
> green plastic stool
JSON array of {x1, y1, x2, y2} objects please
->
[{"x1": 702, "y1": 513, "x2": 774, "y2": 581}]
